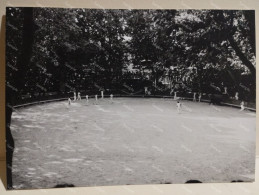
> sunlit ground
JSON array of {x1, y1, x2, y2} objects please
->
[{"x1": 10, "y1": 98, "x2": 256, "y2": 189}]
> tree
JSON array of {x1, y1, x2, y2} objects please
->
[
  {"x1": 172, "y1": 10, "x2": 255, "y2": 97},
  {"x1": 6, "y1": 7, "x2": 35, "y2": 189}
]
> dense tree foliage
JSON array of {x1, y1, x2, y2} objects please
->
[{"x1": 6, "y1": 8, "x2": 256, "y2": 101}]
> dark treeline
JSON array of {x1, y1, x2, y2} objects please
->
[{"x1": 6, "y1": 8, "x2": 256, "y2": 101}]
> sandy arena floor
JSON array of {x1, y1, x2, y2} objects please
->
[{"x1": 10, "y1": 98, "x2": 256, "y2": 189}]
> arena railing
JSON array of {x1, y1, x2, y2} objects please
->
[{"x1": 12, "y1": 92, "x2": 256, "y2": 112}]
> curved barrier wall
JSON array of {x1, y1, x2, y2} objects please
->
[{"x1": 12, "y1": 93, "x2": 256, "y2": 112}]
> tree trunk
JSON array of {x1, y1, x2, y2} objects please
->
[
  {"x1": 228, "y1": 36, "x2": 256, "y2": 80},
  {"x1": 6, "y1": 7, "x2": 34, "y2": 189}
]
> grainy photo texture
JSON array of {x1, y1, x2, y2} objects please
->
[{"x1": 5, "y1": 7, "x2": 256, "y2": 190}]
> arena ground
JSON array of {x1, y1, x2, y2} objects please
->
[{"x1": 10, "y1": 98, "x2": 256, "y2": 189}]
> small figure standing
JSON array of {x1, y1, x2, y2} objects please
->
[
  {"x1": 101, "y1": 91, "x2": 104, "y2": 99},
  {"x1": 224, "y1": 87, "x2": 228, "y2": 94},
  {"x1": 95, "y1": 95, "x2": 98, "y2": 104},
  {"x1": 77, "y1": 92, "x2": 81, "y2": 100},
  {"x1": 235, "y1": 92, "x2": 239, "y2": 100},
  {"x1": 176, "y1": 101, "x2": 181, "y2": 114},
  {"x1": 110, "y1": 94, "x2": 113, "y2": 103},
  {"x1": 144, "y1": 87, "x2": 148, "y2": 95},
  {"x1": 198, "y1": 93, "x2": 202, "y2": 102},
  {"x1": 86, "y1": 95, "x2": 89, "y2": 105},
  {"x1": 73, "y1": 92, "x2": 77, "y2": 101},
  {"x1": 68, "y1": 98, "x2": 72, "y2": 106},
  {"x1": 193, "y1": 92, "x2": 196, "y2": 102},
  {"x1": 240, "y1": 101, "x2": 245, "y2": 111}
]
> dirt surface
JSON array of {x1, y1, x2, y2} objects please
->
[{"x1": 10, "y1": 98, "x2": 256, "y2": 189}]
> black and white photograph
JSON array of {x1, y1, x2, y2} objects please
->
[{"x1": 5, "y1": 7, "x2": 256, "y2": 190}]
